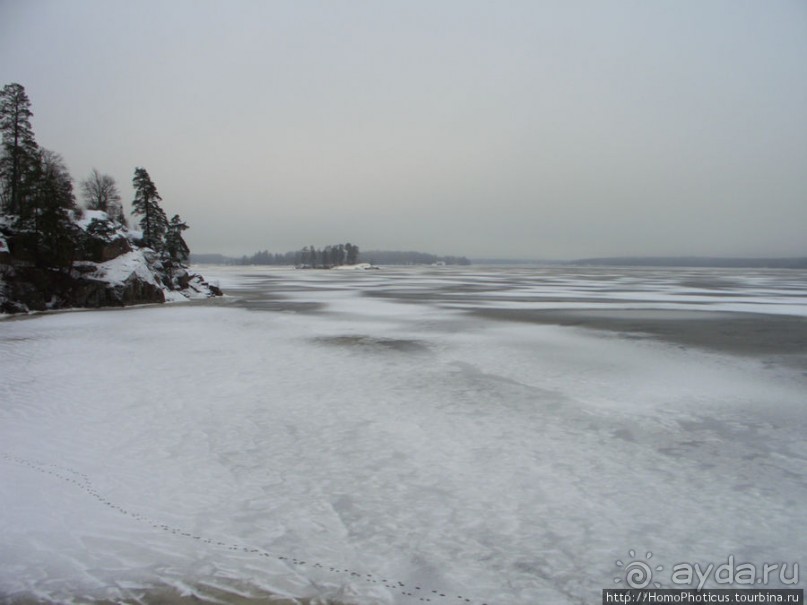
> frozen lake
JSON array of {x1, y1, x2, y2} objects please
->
[{"x1": 1, "y1": 265, "x2": 806, "y2": 604}]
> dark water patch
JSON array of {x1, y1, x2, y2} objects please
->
[
  {"x1": 678, "y1": 278, "x2": 744, "y2": 290},
  {"x1": 218, "y1": 287, "x2": 327, "y2": 314},
  {"x1": 361, "y1": 289, "x2": 440, "y2": 301},
  {"x1": 470, "y1": 308, "x2": 807, "y2": 361},
  {"x1": 0, "y1": 335, "x2": 33, "y2": 343},
  {"x1": 313, "y1": 334, "x2": 431, "y2": 354},
  {"x1": 362, "y1": 288, "x2": 656, "y2": 306},
  {"x1": 239, "y1": 300, "x2": 326, "y2": 313}
]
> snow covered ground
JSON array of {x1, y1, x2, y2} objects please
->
[{"x1": 1, "y1": 265, "x2": 805, "y2": 604}]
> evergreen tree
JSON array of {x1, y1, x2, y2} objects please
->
[
  {"x1": 302, "y1": 245, "x2": 315, "y2": 266},
  {"x1": 165, "y1": 214, "x2": 190, "y2": 264},
  {"x1": 131, "y1": 167, "x2": 168, "y2": 251},
  {"x1": 31, "y1": 149, "x2": 77, "y2": 267},
  {"x1": 0, "y1": 83, "x2": 39, "y2": 217},
  {"x1": 345, "y1": 242, "x2": 359, "y2": 265}
]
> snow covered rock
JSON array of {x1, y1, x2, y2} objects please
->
[
  {"x1": 332, "y1": 262, "x2": 380, "y2": 270},
  {"x1": 0, "y1": 233, "x2": 9, "y2": 262},
  {"x1": 0, "y1": 212, "x2": 221, "y2": 314},
  {"x1": 75, "y1": 210, "x2": 133, "y2": 262}
]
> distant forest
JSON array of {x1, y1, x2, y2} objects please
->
[
  {"x1": 192, "y1": 251, "x2": 807, "y2": 270},
  {"x1": 571, "y1": 256, "x2": 807, "y2": 269},
  {"x1": 362, "y1": 250, "x2": 470, "y2": 266},
  {"x1": 237, "y1": 243, "x2": 359, "y2": 268},
  {"x1": 193, "y1": 247, "x2": 471, "y2": 267}
]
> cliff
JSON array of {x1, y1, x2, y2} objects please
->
[{"x1": 0, "y1": 211, "x2": 221, "y2": 314}]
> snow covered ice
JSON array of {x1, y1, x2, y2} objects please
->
[{"x1": 1, "y1": 266, "x2": 805, "y2": 604}]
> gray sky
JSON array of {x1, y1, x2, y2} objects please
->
[{"x1": 1, "y1": 0, "x2": 806, "y2": 259}]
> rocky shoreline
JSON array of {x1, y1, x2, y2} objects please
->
[{"x1": 0, "y1": 211, "x2": 221, "y2": 315}]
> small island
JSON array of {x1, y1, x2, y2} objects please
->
[
  {"x1": 198, "y1": 246, "x2": 471, "y2": 268},
  {"x1": 0, "y1": 83, "x2": 220, "y2": 314}
]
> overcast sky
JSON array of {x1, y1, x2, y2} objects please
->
[{"x1": 1, "y1": 0, "x2": 805, "y2": 259}]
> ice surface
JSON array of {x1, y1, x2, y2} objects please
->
[{"x1": 1, "y1": 266, "x2": 805, "y2": 604}]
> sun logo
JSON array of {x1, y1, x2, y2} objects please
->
[{"x1": 614, "y1": 550, "x2": 664, "y2": 589}]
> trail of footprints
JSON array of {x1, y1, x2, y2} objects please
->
[{"x1": 1, "y1": 452, "x2": 487, "y2": 604}]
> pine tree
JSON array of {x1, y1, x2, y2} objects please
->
[
  {"x1": 0, "y1": 83, "x2": 39, "y2": 217},
  {"x1": 32, "y1": 149, "x2": 78, "y2": 267},
  {"x1": 165, "y1": 214, "x2": 190, "y2": 264},
  {"x1": 131, "y1": 167, "x2": 168, "y2": 251},
  {"x1": 345, "y1": 242, "x2": 359, "y2": 265}
]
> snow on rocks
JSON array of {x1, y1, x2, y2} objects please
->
[
  {"x1": 0, "y1": 211, "x2": 220, "y2": 314},
  {"x1": 332, "y1": 263, "x2": 380, "y2": 270}
]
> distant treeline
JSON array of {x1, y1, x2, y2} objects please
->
[
  {"x1": 192, "y1": 252, "x2": 807, "y2": 269},
  {"x1": 192, "y1": 247, "x2": 471, "y2": 266},
  {"x1": 235, "y1": 243, "x2": 360, "y2": 268},
  {"x1": 361, "y1": 250, "x2": 470, "y2": 265},
  {"x1": 571, "y1": 256, "x2": 807, "y2": 269}
]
